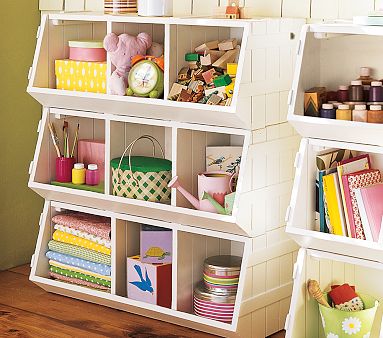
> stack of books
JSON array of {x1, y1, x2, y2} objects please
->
[{"x1": 316, "y1": 150, "x2": 383, "y2": 242}]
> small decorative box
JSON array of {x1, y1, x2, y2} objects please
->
[
  {"x1": 68, "y1": 40, "x2": 107, "y2": 62},
  {"x1": 140, "y1": 225, "x2": 172, "y2": 264},
  {"x1": 78, "y1": 140, "x2": 105, "y2": 180},
  {"x1": 55, "y1": 59, "x2": 107, "y2": 93},
  {"x1": 127, "y1": 256, "x2": 172, "y2": 308}
]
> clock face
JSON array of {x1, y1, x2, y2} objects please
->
[{"x1": 129, "y1": 61, "x2": 159, "y2": 95}]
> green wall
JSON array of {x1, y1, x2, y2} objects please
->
[{"x1": 0, "y1": 1, "x2": 43, "y2": 270}]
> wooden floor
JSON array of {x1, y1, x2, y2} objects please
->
[{"x1": 0, "y1": 265, "x2": 285, "y2": 337}]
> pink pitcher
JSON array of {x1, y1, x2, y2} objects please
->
[{"x1": 168, "y1": 171, "x2": 235, "y2": 213}]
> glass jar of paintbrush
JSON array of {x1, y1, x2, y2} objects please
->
[{"x1": 48, "y1": 121, "x2": 79, "y2": 183}]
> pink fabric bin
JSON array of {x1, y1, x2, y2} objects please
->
[{"x1": 68, "y1": 40, "x2": 107, "y2": 62}]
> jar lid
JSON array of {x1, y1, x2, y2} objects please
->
[
  {"x1": 360, "y1": 67, "x2": 371, "y2": 77},
  {"x1": 370, "y1": 105, "x2": 382, "y2": 111},
  {"x1": 68, "y1": 40, "x2": 104, "y2": 48},
  {"x1": 351, "y1": 80, "x2": 362, "y2": 86},
  {"x1": 74, "y1": 163, "x2": 84, "y2": 169},
  {"x1": 204, "y1": 255, "x2": 242, "y2": 272},
  {"x1": 371, "y1": 81, "x2": 383, "y2": 87},
  {"x1": 338, "y1": 85, "x2": 349, "y2": 90},
  {"x1": 88, "y1": 164, "x2": 98, "y2": 170},
  {"x1": 322, "y1": 104, "x2": 334, "y2": 109},
  {"x1": 354, "y1": 104, "x2": 367, "y2": 110},
  {"x1": 110, "y1": 156, "x2": 172, "y2": 173},
  {"x1": 338, "y1": 104, "x2": 350, "y2": 110}
]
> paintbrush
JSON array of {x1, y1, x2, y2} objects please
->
[
  {"x1": 307, "y1": 279, "x2": 331, "y2": 308},
  {"x1": 48, "y1": 122, "x2": 61, "y2": 157},
  {"x1": 71, "y1": 123, "x2": 79, "y2": 158},
  {"x1": 63, "y1": 121, "x2": 69, "y2": 158}
]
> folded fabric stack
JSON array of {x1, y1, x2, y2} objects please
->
[{"x1": 46, "y1": 212, "x2": 112, "y2": 292}]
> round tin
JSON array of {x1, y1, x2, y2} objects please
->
[
  {"x1": 194, "y1": 282, "x2": 237, "y2": 304},
  {"x1": 203, "y1": 255, "x2": 242, "y2": 277}
]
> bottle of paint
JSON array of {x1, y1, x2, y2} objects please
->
[
  {"x1": 320, "y1": 103, "x2": 336, "y2": 119},
  {"x1": 369, "y1": 81, "x2": 383, "y2": 103},
  {"x1": 72, "y1": 163, "x2": 86, "y2": 185},
  {"x1": 352, "y1": 104, "x2": 368, "y2": 122},
  {"x1": 349, "y1": 80, "x2": 364, "y2": 102},
  {"x1": 337, "y1": 85, "x2": 349, "y2": 102},
  {"x1": 85, "y1": 164, "x2": 100, "y2": 186},
  {"x1": 357, "y1": 67, "x2": 374, "y2": 85},
  {"x1": 336, "y1": 104, "x2": 352, "y2": 121},
  {"x1": 363, "y1": 85, "x2": 370, "y2": 102},
  {"x1": 368, "y1": 105, "x2": 383, "y2": 123}
]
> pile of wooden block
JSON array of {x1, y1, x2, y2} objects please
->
[{"x1": 168, "y1": 39, "x2": 239, "y2": 106}]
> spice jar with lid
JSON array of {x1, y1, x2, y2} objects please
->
[
  {"x1": 336, "y1": 104, "x2": 352, "y2": 121},
  {"x1": 349, "y1": 80, "x2": 364, "y2": 102}
]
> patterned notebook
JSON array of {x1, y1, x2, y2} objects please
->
[{"x1": 342, "y1": 169, "x2": 381, "y2": 240}]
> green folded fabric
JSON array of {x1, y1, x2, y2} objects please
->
[
  {"x1": 48, "y1": 240, "x2": 111, "y2": 266},
  {"x1": 49, "y1": 265, "x2": 111, "y2": 288}
]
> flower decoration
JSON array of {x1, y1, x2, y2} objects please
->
[{"x1": 342, "y1": 317, "x2": 362, "y2": 335}]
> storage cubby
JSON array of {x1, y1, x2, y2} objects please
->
[
  {"x1": 32, "y1": 109, "x2": 106, "y2": 193},
  {"x1": 31, "y1": 201, "x2": 112, "y2": 294},
  {"x1": 176, "y1": 230, "x2": 245, "y2": 323},
  {"x1": 285, "y1": 248, "x2": 383, "y2": 338},
  {"x1": 174, "y1": 128, "x2": 245, "y2": 214},
  {"x1": 289, "y1": 24, "x2": 383, "y2": 147},
  {"x1": 286, "y1": 137, "x2": 383, "y2": 262}
]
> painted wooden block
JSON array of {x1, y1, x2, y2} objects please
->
[
  {"x1": 77, "y1": 140, "x2": 105, "y2": 180},
  {"x1": 127, "y1": 256, "x2": 172, "y2": 308},
  {"x1": 140, "y1": 225, "x2": 172, "y2": 264}
]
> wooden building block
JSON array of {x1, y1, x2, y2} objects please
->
[
  {"x1": 205, "y1": 86, "x2": 227, "y2": 99},
  {"x1": 218, "y1": 38, "x2": 238, "y2": 51},
  {"x1": 202, "y1": 68, "x2": 216, "y2": 84},
  {"x1": 281, "y1": 0, "x2": 310, "y2": 18},
  {"x1": 127, "y1": 256, "x2": 172, "y2": 308},
  {"x1": 140, "y1": 225, "x2": 172, "y2": 264},
  {"x1": 168, "y1": 83, "x2": 187, "y2": 100},
  {"x1": 195, "y1": 40, "x2": 219, "y2": 53},
  {"x1": 206, "y1": 49, "x2": 225, "y2": 63},
  {"x1": 338, "y1": 0, "x2": 374, "y2": 19},
  {"x1": 206, "y1": 94, "x2": 222, "y2": 105},
  {"x1": 311, "y1": 0, "x2": 339, "y2": 19},
  {"x1": 200, "y1": 54, "x2": 212, "y2": 66},
  {"x1": 227, "y1": 63, "x2": 238, "y2": 76},
  {"x1": 213, "y1": 74, "x2": 232, "y2": 87},
  {"x1": 212, "y1": 49, "x2": 238, "y2": 69}
]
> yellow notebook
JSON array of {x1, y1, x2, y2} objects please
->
[{"x1": 323, "y1": 173, "x2": 346, "y2": 236}]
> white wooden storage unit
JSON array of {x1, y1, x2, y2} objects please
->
[
  {"x1": 28, "y1": 13, "x2": 304, "y2": 337},
  {"x1": 286, "y1": 24, "x2": 383, "y2": 337}
]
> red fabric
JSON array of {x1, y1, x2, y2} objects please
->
[{"x1": 329, "y1": 284, "x2": 358, "y2": 305}]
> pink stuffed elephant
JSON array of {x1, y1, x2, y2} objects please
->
[{"x1": 103, "y1": 32, "x2": 152, "y2": 96}]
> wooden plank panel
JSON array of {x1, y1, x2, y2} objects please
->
[{"x1": 177, "y1": 231, "x2": 193, "y2": 313}]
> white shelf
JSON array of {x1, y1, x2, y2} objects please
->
[
  {"x1": 27, "y1": 13, "x2": 252, "y2": 129},
  {"x1": 288, "y1": 24, "x2": 383, "y2": 146},
  {"x1": 30, "y1": 200, "x2": 251, "y2": 336},
  {"x1": 286, "y1": 138, "x2": 383, "y2": 262},
  {"x1": 285, "y1": 248, "x2": 383, "y2": 338}
]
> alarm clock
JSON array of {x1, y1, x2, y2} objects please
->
[{"x1": 126, "y1": 56, "x2": 164, "y2": 98}]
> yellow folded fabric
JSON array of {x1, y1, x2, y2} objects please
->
[
  {"x1": 49, "y1": 260, "x2": 111, "y2": 281},
  {"x1": 52, "y1": 230, "x2": 111, "y2": 255}
]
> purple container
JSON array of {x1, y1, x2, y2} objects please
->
[
  {"x1": 85, "y1": 164, "x2": 100, "y2": 186},
  {"x1": 56, "y1": 157, "x2": 76, "y2": 183},
  {"x1": 320, "y1": 103, "x2": 336, "y2": 119},
  {"x1": 369, "y1": 81, "x2": 383, "y2": 102},
  {"x1": 337, "y1": 85, "x2": 349, "y2": 102}
]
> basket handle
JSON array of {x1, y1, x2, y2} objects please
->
[{"x1": 116, "y1": 135, "x2": 165, "y2": 186}]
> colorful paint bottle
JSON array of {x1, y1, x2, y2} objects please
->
[
  {"x1": 336, "y1": 104, "x2": 352, "y2": 121},
  {"x1": 368, "y1": 105, "x2": 383, "y2": 123},
  {"x1": 349, "y1": 80, "x2": 364, "y2": 102},
  {"x1": 357, "y1": 67, "x2": 374, "y2": 85},
  {"x1": 337, "y1": 85, "x2": 349, "y2": 102},
  {"x1": 363, "y1": 85, "x2": 370, "y2": 102},
  {"x1": 72, "y1": 163, "x2": 86, "y2": 185},
  {"x1": 369, "y1": 81, "x2": 383, "y2": 103},
  {"x1": 352, "y1": 104, "x2": 368, "y2": 122},
  {"x1": 86, "y1": 164, "x2": 100, "y2": 186},
  {"x1": 320, "y1": 103, "x2": 336, "y2": 119}
]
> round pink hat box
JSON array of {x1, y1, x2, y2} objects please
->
[{"x1": 68, "y1": 40, "x2": 107, "y2": 62}]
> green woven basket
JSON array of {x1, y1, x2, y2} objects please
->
[{"x1": 111, "y1": 135, "x2": 172, "y2": 203}]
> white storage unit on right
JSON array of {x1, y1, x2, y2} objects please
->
[{"x1": 286, "y1": 23, "x2": 383, "y2": 338}]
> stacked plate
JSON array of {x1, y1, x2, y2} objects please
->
[
  {"x1": 193, "y1": 255, "x2": 242, "y2": 323},
  {"x1": 104, "y1": 0, "x2": 137, "y2": 14}
]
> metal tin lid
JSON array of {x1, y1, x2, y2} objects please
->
[
  {"x1": 194, "y1": 282, "x2": 237, "y2": 303},
  {"x1": 68, "y1": 40, "x2": 104, "y2": 48},
  {"x1": 204, "y1": 255, "x2": 242, "y2": 272}
]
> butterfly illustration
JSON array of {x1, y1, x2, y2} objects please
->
[{"x1": 130, "y1": 264, "x2": 154, "y2": 294}]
